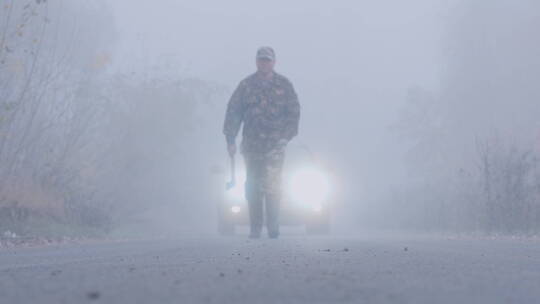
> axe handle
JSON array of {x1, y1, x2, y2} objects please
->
[
  {"x1": 226, "y1": 154, "x2": 236, "y2": 190},
  {"x1": 230, "y1": 155, "x2": 236, "y2": 184}
]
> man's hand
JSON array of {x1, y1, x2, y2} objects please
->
[
  {"x1": 277, "y1": 138, "x2": 288, "y2": 149},
  {"x1": 227, "y1": 143, "x2": 237, "y2": 157}
]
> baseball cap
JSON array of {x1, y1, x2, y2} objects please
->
[{"x1": 256, "y1": 46, "x2": 275, "y2": 61}]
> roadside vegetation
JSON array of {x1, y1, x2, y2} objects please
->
[{"x1": 0, "y1": 1, "x2": 220, "y2": 239}]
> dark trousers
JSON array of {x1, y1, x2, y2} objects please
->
[{"x1": 243, "y1": 149, "x2": 285, "y2": 236}]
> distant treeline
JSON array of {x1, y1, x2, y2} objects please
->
[{"x1": 382, "y1": 0, "x2": 540, "y2": 234}]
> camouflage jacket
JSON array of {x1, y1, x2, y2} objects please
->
[{"x1": 223, "y1": 72, "x2": 301, "y2": 154}]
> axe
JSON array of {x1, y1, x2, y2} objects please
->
[{"x1": 226, "y1": 154, "x2": 236, "y2": 190}]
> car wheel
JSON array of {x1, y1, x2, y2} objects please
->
[
  {"x1": 306, "y1": 214, "x2": 330, "y2": 235},
  {"x1": 306, "y1": 222, "x2": 330, "y2": 234},
  {"x1": 218, "y1": 216, "x2": 235, "y2": 236}
]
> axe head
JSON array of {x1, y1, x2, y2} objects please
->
[{"x1": 226, "y1": 180, "x2": 236, "y2": 190}]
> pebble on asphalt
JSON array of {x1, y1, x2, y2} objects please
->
[{"x1": 87, "y1": 291, "x2": 100, "y2": 300}]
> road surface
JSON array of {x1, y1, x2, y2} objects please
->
[{"x1": 1, "y1": 234, "x2": 540, "y2": 303}]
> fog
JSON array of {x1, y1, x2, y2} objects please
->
[
  {"x1": 108, "y1": 0, "x2": 448, "y2": 235},
  {"x1": 1, "y1": 0, "x2": 539, "y2": 237}
]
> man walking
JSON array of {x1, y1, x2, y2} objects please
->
[{"x1": 223, "y1": 47, "x2": 301, "y2": 239}]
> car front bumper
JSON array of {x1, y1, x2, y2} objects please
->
[{"x1": 219, "y1": 201, "x2": 330, "y2": 226}]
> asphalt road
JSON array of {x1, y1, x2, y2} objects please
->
[{"x1": 1, "y1": 234, "x2": 540, "y2": 304}]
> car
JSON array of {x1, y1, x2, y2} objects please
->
[{"x1": 218, "y1": 144, "x2": 333, "y2": 235}]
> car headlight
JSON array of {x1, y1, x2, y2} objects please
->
[{"x1": 287, "y1": 167, "x2": 330, "y2": 205}]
